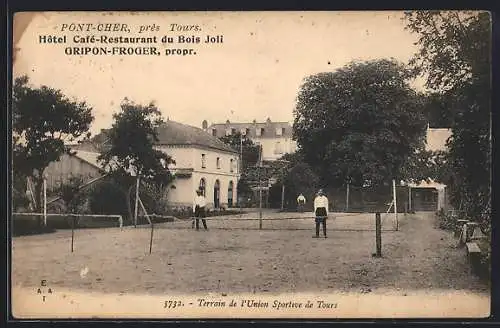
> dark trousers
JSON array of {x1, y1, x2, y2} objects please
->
[
  {"x1": 298, "y1": 202, "x2": 305, "y2": 212},
  {"x1": 194, "y1": 206, "x2": 207, "y2": 230},
  {"x1": 315, "y1": 217, "x2": 327, "y2": 237}
]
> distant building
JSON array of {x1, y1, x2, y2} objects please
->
[
  {"x1": 408, "y1": 126, "x2": 452, "y2": 212},
  {"x1": 424, "y1": 127, "x2": 452, "y2": 152},
  {"x1": 44, "y1": 150, "x2": 103, "y2": 192},
  {"x1": 205, "y1": 118, "x2": 298, "y2": 161},
  {"x1": 69, "y1": 120, "x2": 240, "y2": 209}
]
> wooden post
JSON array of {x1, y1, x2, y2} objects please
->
[
  {"x1": 375, "y1": 212, "x2": 382, "y2": 257},
  {"x1": 346, "y1": 183, "x2": 350, "y2": 212},
  {"x1": 408, "y1": 186, "x2": 412, "y2": 213},
  {"x1": 239, "y1": 135, "x2": 243, "y2": 216},
  {"x1": 281, "y1": 183, "x2": 285, "y2": 210},
  {"x1": 393, "y1": 180, "x2": 398, "y2": 231},
  {"x1": 259, "y1": 184, "x2": 263, "y2": 230},
  {"x1": 71, "y1": 217, "x2": 75, "y2": 253},
  {"x1": 258, "y1": 145, "x2": 263, "y2": 230},
  {"x1": 149, "y1": 222, "x2": 154, "y2": 254},
  {"x1": 134, "y1": 176, "x2": 140, "y2": 227},
  {"x1": 138, "y1": 197, "x2": 152, "y2": 225},
  {"x1": 43, "y1": 176, "x2": 47, "y2": 227}
]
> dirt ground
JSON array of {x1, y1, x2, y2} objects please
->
[{"x1": 11, "y1": 211, "x2": 490, "y2": 318}]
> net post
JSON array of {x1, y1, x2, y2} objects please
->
[
  {"x1": 393, "y1": 179, "x2": 398, "y2": 231},
  {"x1": 345, "y1": 182, "x2": 350, "y2": 212},
  {"x1": 43, "y1": 176, "x2": 47, "y2": 227},
  {"x1": 134, "y1": 176, "x2": 140, "y2": 228},
  {"x1": 149, "y1": 221, "x2": 154, "y2": 254},
  {"x1": 408, "y1": 186, "x2": 412, "y2": 213},
  {"x1": 71, "y1": 216, "x2": 75, "y2": 253},
  {"x1": 375, "y1": 212, "x2": 382, "y2": 257}
]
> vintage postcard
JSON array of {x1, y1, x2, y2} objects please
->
[{"x1": 11, "y1": 11, "x2": 491, "y2": 319}]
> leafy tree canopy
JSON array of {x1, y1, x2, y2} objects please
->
[
  {"x1": 219, "y1": 132, "x2": 260, "y2": 169},
  {"x1": 404, "y1": 11, "x2": 491, "y2": 232},
  {"x1": 293, "y1": 59, "x2": 427, "y2": 187},
  {"x1": 12, "y1": 75, "x2": 94, "y2": 212},
  {"x1": 98, "y1": 99, "x2": 175, "y2": 186}
]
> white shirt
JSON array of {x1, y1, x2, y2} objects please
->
[
  {"x1": 193, "y1": 195, "x2": 207, "y2": 212},
  {"x1": 297, "y1": 195, "x2": 306, "y2": 203},
  {"x1": 313, "y1": 195, "x2": 329, "y2": 216}
]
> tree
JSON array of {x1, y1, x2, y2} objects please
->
[
  {"x1": 269, "y1": 160, "x2": 320, "y2": 210},
  {"x1": 97, "y1": 99, "x2": 175, "y2": 222},
  {"x1": 12, "y1": 75, "x2": 94, "y2": 225},
  {"x1": 423, "y1": 93, "x2": 455, "y2": 128},
  {"x1": 58, "y1": 175, "x2": 88, "y2": 214},
  {"x1": 400, "y1": 148, "x2": 448, "y2": 184},
  {"x1": 293, "y1": 59, "x2": 427, "y2": 188},
  {"x1": 404, "y1": 11, "x2": 491, "y2": 233},
  {"x1": 219, "y1": 132, "x2": 260, "y2": 170},
  {"x1": 219, "y1": 132, "x2": 261, "y2": 203}
]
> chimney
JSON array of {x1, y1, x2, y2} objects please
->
[{"x1": 202, "y1": 120, "x2": 208, "y2": 130}]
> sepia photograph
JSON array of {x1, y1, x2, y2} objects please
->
[{"x1": 10, "y1": 11, "x2": 491, "y2": 319}]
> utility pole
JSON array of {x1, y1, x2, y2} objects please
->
[
  {"x1": 43, "y1": 173, "x2": 47, "y2": 227},
  {"x1": 281, "y1": 183, "x2": 285, "y2": 211},
  {"x1": 393, "y1": 179, "x2": 398, "y2": 231},
  {"x1": 346, "y1": 182, "x2": 350, "y2": 212},
  {"x1": 258, "y1": 145, "x2": 263, "y2": 229},
  {"x1": 239, "y1": 133, "x2": 243, "y2": 214}
]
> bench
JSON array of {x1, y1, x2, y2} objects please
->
[
  {"x1": 454, "y1": 219, "x2": 469, "y2": 238},
  {"x1": 466, "y1": 242, "x2": 482, "y2": 275},
  {"x1": 466, "y1": 242, "x2": 481, "y2": 254},
  {"x1": 465, "y1": 222, "x2": 480, "y2": 242},
  {"x1": 457, "y1": 221, "x2": 483, "y2": 246}
]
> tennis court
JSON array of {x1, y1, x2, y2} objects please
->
[{"x1": 12, "y1": 211, "x2": 488, "y2": 298}]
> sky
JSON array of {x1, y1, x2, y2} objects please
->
[{"x1": 13, "y1": 11, "x2": 423, "y2": 135}]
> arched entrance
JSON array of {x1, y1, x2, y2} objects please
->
[
  {"x1": 199, "y1": 178, "x2": 206, "y2": 196},
  {"x1": 228, "y1": 181, "x2": 234, "y2": 208},
  {"x1": 214, "y1": 180, "x2": 220, "y2": 208}
]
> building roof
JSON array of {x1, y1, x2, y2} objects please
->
[
  {"x1": 409, "y1": 179, "x2": 447, "y2": 190},
  {"x1": 426, "y1": 128, "x2": 452, "y2": 152},
  {"x1": 208, "y1": 119, "x2": 294, "y2": 138},
  {"x1": 72, "y1": 150, "x2": 101, "y2": 168},
  {"x1": 76, "y1": 120, "x2": 237, "y2": 154},
  {"x1": 156, "y1": 120, "x2": 237, "y2": 153}
]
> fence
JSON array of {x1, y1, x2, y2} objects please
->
[{"x1": 12, "y1": 213, "x2": 123, "y2": 236}]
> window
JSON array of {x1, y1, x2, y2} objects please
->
[
  {"x1": 199, "y1": 178, "x2": 206, "y2": 196},
  {"x1": 276, "y1": 127, "x2": 282, "y2": 136},
  {"x1": 228, "y1": 181, "x2": 234, "y2": 207},
  {"x1": 216, "y1": 157, "x2": 221, "y2": 169},
  {"x1": 274, "y1": 141, "x2": 283, "y2": 154},
  {"x1": 225, "y1": 129, "x2": 231, "y2": 136},
  {"x1": 201, "y1": 154, "x2": 206, "y2": 168},
  {"x1": 230, "y1": 159, "x2": 234, "y2": 172},
  {"x1": 246, "y1": 128, "x2": 250, "y2": 135},
  {"x1": 256, "y1": 128, "x2": 261, "y2": 136},
  {"x1": 212, "y1": 129, "x2": 217, "y2": 136},
  {"x1": 231, "y1": 128, "x2": 236, "y2": 135},
  {"x1": 282, "y1": 127, "x2": 286, "y2": 135}
]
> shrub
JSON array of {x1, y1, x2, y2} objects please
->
[
  {"x1": 57, "y1": 175, "x2": 89, "y2": 214},
  {"x1": 436, "y1": 208, "x2": 456, "y2": 230},
  {"x1": 88, "y1": 180, "x2": 128, "y2": 217},
  {"x1": 136, "y1": 182, "x2": 170, "y2": 215}
]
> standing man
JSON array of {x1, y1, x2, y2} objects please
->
[
  {"x1": 193, "y1": 188, "x2": 208, "y2": 230},
  {"x1": 297, "y1": 193, "x2": 306, "y2": 212},
  {"x1": 313, "y1": 189, "x2": 329, "y2": 238}
]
